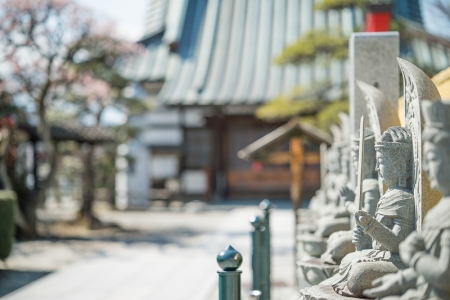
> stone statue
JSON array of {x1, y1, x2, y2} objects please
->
[
  {"x1": 331, "y1": 126, "x2": 416, "y2": 297},
  {"x1": 363, "y1": 100, "x2": 450, "y2": 300}
]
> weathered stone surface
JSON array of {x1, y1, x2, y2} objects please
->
[
  {"x1": 349, "y1": 32, "x2": 399, "y2": 134},
  {"x1": 398, "y1": 58, "x2": 442, "y2": 232},
  {"x1": 349, "y1": 32, "x2": 399, "y2": 187},
  {"x1": 349, "y1": 32, "x2": 400, "y2": 132}
]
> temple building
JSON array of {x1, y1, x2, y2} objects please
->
[{"x1": 116, "y1": 0, "x2": 450, "y2": 208}]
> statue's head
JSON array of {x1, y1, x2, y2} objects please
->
[
  {"x1": 374, "y1": 127, "x2": 412, "y2": 189},
  {"x1": 351, "y1": 129, "x2": 376, "y2": 179},
  {"x1": 422, "y1": 100, "x2": 450, "y2": 196},
  {"x1": 327, "y1": 147, "x2": 342, "y2": 174}
]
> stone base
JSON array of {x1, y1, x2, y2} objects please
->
[
  {"x1": 297, "y1": 258, "x2": 339, "y2": 285},
  {"x1": 300, "y1": 285, "x2": 367, "y2": 300}
]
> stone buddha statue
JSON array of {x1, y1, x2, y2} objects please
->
[
  {"x1": 363, "y1": 100, "x2": 450, "y2": 300},
  {"x1": 331, "y1": 126, "x2": 416, "y2": 297}
]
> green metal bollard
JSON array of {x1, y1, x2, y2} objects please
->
[
  {"x1": 250, "y1": 216, "x2": 263, "y2": 292},
  {"x1": 260, "y1": 199, "x2": 273, "y2": 300},
  {"x1": 217, "y1": 245, "x2": 243, "y2": 300}
]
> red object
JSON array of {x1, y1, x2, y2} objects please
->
[
  {"x1": 365, "y1": 11, "x2": 392, "y2": 32},
  {"x1": 0, "y1": 117, "x2": 15, "y2": 128},
  {"x1": 251, "y1": 161, "x2": 264, "y2": 172}
]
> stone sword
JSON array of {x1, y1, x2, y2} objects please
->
[{"x1": 356, "y1": 116, "x2": 365, "y2": 251}]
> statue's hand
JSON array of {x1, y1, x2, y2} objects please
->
[
  {"x1": 339, "y1": 186, "x2": 355, "y2": 203},
  {"x1": 399, "y1": 232, "x2": 426, "y2": 265},
  {"x1": 352, "y1": 225, "x2": 365, "y2": 245},
  {"x1": 354, "y1": 210, "x2": 373, "y2": 229},
  {"x1": 362, "y1": 273, "x2": 402, "y2": 298}
]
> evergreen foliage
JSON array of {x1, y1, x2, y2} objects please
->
[
  {"x1": 274, "y1": 30, "x2": 348, "y2": 65},
  {"x1": 0, "y1": 190, "x2": 16, "y2": 261},
  {"x1": 315, "y1": 0, "x2": 368, "y2": 11},
  {"x1": 256, "y1": 96, "x2": 321, "y2": 120},
  {"x1": 313, "y1": 100, "x2": 349, "y2": 131}
]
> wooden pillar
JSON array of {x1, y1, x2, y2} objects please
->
[
  {"x1": 212, "y1": 108, "x2": 226, "y2": 201},
  {"x1": 290, "y1": 137, "x2": 304, "y2": 210}
]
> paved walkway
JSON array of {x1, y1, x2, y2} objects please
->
[{"x1": 2, "y1": 205, "x2": 299, "y2": 300}]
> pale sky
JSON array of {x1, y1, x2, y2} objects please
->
[
  {"x1": 73, "y1": 0, "x2": 151, "y2": 126},
  {"x1": 75, "y1": 0, "x2": 149, "y2": 41}
]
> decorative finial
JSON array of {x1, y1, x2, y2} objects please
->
[
  {"x1": 217, "y1": 245, "x2": 243, "y2": 271},
  {"x1": 249, "y1": 215, "x2": 263, "y2": 228},
  {"x1": 259, "y1": 199, "x2": 272, "y2": 211}
]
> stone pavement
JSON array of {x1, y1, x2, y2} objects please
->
[{"x1": 2, "y1": 204, "x2": 299, "y2": 300}]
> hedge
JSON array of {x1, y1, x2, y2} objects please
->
[{"x1": 0, "y1": 190, "x2": 16, "y2": 261}]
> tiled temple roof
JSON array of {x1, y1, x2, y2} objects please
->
[
  {"x1": 123, "y1": 0, "x2": 450, "y2": 106},
  {"x1": 159, "y1": 0, "x2": 363, "y2": 105}
]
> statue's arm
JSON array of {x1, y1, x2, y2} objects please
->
[
  {"x1": 365, "y1": 218, "x2": 412, "y2": 252},
  {"x1": 413, "y1": 229, "x2": 450, "y2": 291}
]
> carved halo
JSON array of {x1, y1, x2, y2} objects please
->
[{"x1": 397, "y1": 58, "x2": 441, "y2": 232}]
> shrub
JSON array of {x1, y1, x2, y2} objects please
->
[{"x1": 0, "y1": 190, "x2": 16, "y2": 261}]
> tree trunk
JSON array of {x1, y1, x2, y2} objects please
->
[{"x1": 80, "y1": 144, "x2": 96, "y2": 228}]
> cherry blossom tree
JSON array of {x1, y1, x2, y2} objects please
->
[{"x1": 0, "y1": 0, "x2": 144, "y2": 233}]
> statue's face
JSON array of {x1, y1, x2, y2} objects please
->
[
  {"x1": 376, "y1": 151, "x2": 397, "y2": 187},
  {"x1": 352, "y1": 149, "x2": 376, "y2": 178},
  {"x1": 424, "y1": 141, "x2": 450, "y2": 195}
]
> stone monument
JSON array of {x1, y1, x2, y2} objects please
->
[{"x1": 349, "y1": 32, "x2": 400, "y2": 187}]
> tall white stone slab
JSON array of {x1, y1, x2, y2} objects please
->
[
  {"x1": 349, "y1": 32, "x2": 399, "y2": 134},
  {"x1": 349, "y1": 32, "x2": 399, "y2": 187}
]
